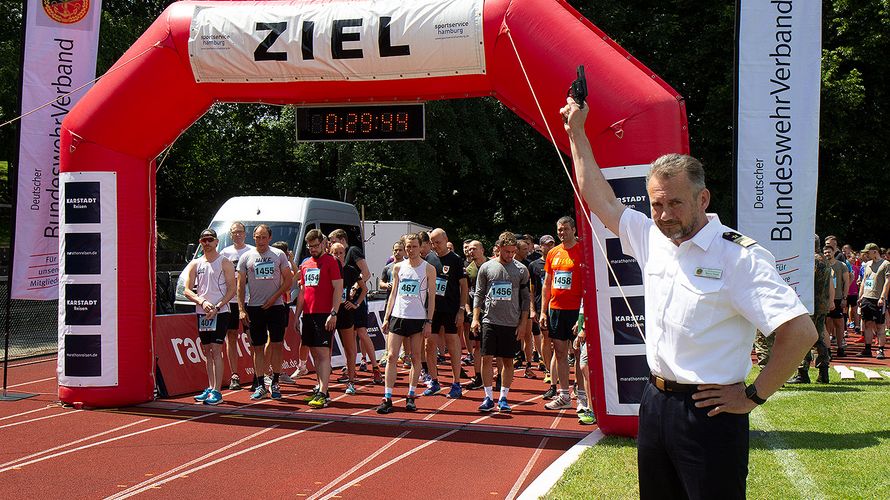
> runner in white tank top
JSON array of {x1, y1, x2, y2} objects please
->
[
  {"x1": 183, "y1": 229, "x2": 236, "y2": 406},
  {"x1": 377, "y1": 233, "x2": 437, "y2": 414}
]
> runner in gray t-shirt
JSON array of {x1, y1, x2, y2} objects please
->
[
  {"x1": 471, "y1": 232, "x2": 530, "y2": 413},
  {"x1": 236, "y1": 224, "x2": 293, "y2": 400}
]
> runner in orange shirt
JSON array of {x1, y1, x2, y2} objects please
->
[{"x1": 539, "y1": 216, "x2": 584, "y2": 409}]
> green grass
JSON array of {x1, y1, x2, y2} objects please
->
[{"x1": 545, "y1": 367, "x2": 890, "y2": 499}]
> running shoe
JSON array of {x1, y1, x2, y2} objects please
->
[
  {"x1": 497, "y1": 397, "x2": 512, "y2": 413},
  {"x1": 446, "y1": 382, "x2": 462, "y2": 399},
  {"x1": 578, "y1": 409, "x2": 597, "y2": 425},
  {"x1": 437, "y1": 354, "x2": 447, "y2": 364},
  {"x1": 545, "y1": 395, "x2": 573, "y2": 410},
  {"x1": 308, "y1": 393, "x2": 329, "y2": 409},
  {"x1": 576, "y1": 404, "x2": 590, "y2": 414},
  {"x1": 878, "y1": 348, "x2": 886, "y2": 360},
  {"x1": 228, "y1": 374, "x2": 241, "y2": 390},
  {"x1": 423, "y1": 380, "x2": 442, "y2": 396},
  {"x1": 204, "y1": 390, "x2": 223, "y2": 406},
  {"x1": 461, "y1": 353, "x2": 475, "y2": 366},
  {"x1": 402, "y1": 357, "x2": 412, "y2": 369},
  {"x1": 532, "y1": 351, "x2": 541, "y2": 363},
  {"x1": 406, "y1": 397, "x2": 417, "y2": 412},
  {"x1": 376, "y1": 398, "x2": 394, "y2": 414},
  {"x1": 568, "y1": 354, "x2": 576, "y2": 365},
  {"x1": 292, "y1": 362, "x2": 309, "y2": 378},
  {"x1": 345, "y1": 382, "x2": 357, "y2": 395},
  {"x1": 336, "y1": 374, "x2": 350, "y2": 383},
  {"x1": 464, "y1": 376, "x2": 483, "y2": 390},
  {"x1": 303, "y1": 385, "x2": 320, "y2": 402},
  {"x1": 270, "y1": 383, "x2": 282, "y2": 400},
  {"x1": 460, "y1": 368, "x2": 470, "y2": 379},
  {"x1": 513, "y1": 357, "x2": 524, "y2": 369},
  {"x1": 380, "y1": 355, "x2": 388, "y2": 368},
  {"x1": 542, "y1": 386, "x2": 558, "y2": 400},
  {"x1": 359, "y1": 361, "x2": 368, "y2": 372},
  {"x1": 194, "y1": 388, "x2": 212, "y2": 402},
  {"x1": 372, "y1": 367, "x2": 384, "y2": 385},
  {"x1": 524, "y1": 365, "x2": 536, "y2": 379},
  {"x1": 279, "y1": 373, "x2": 296, "y2": 385},
  {"x1": 250, "y1": 386, "x2": 268, "y2": 400},
  {"x1": 420, "y1": 370, "x2": 432, "y2": 385},
  {"x1": 264, "y1": 375, "x2": 273, "y2": 387},
  {"x1": 538, "y1": 362, "x2": 547, "y2": 372},
  {"x1": 543, "y1": 373, "x2": 552, "y2": 384},
  {"x1": 478, "y1": 397, "x2": 495, "y2": 412}
]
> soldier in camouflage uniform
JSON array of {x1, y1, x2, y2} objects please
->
[{"x1": 788, "y1": 253, "x2": 833, "y2": 383}]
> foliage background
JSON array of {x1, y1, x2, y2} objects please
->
[{"x1": 0, "y1": 1, "x2": 887, "y2": 257}]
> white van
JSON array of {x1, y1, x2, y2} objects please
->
[{"x1": 173, "y1": 196, "x2": 362, "y2": 312}]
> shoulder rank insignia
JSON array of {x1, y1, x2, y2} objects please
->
[{"x1": 723, "y1": 231, "x2": 757, "y2": 248}]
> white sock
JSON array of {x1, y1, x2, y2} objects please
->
[
  {"x1": 499, "y1": 387, "x2": 510, "y2": 399},
  {"x1": 484, "y1": 386, "x2": 493, "y2": 399}
]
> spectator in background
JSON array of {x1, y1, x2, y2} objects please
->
[
  {"x1": 379, "y1": 240, "x2": 406, "y2": 292},
  {"x1": 824, "y1": 246, "x2": 850, "y2": 358}
]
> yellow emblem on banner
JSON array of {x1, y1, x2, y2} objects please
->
[{"x1": 43, "y1": 0, "x2": 90, "y2": 25}]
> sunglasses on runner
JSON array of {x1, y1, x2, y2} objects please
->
[{"x1": 200, "y1": 237, "x2": 216, "y2": 244}]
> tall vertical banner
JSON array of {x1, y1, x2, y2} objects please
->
[
  {"x1": 735, "y1": 0, "x2": 821, "y2": 311},
  {"x1": 590, "y1": 165, "x2": 649, "y2": 417},
  {"x1": 13, "y1": 0, "x2": 103, "y2": 300}
]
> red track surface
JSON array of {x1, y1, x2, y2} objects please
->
[
  {"x1": 4, "y1": 337, "x2": 889, "y2": 499},
  {"x1": 1, "y1": 356, "x2": 590, "y2": 499}
]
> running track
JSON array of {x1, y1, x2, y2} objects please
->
[{"x1": 1, "y1": 356, "x2": 592, "y2": 498}]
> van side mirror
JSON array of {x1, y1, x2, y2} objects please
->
[{"x1": 185, "y1": 243, "x2": 196, "y2": 262}]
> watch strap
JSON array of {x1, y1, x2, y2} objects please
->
[{"x1": 745, "y1": 384, "x2": 767, "y2": 405}]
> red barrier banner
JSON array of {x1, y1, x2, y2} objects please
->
[{"x1": 153, "y1": 311, "x2": 303, "y2": 397}]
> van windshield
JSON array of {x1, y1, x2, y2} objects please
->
[{"x1": 195, "y1": 221, "x2": 302, "y2": 257}]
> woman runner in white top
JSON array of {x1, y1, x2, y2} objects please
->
[{"x1": 377, "y1": 233, "x2": 437, "y2": 414}]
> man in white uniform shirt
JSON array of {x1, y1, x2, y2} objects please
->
[{"x1": 561, "y1": 96, "x2": 817, "y2": 499}]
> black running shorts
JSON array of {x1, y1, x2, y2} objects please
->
[
  {"x1": 389, "y1": 317, "x2": 424, "y2": 337},
  {"x1": 481, "y1": 323, "x2": 519, "y2": 359},
  {"x1": 548, "y1": 308, "x2": 580, "y2": 341},
  {"x1": 246, "y1": 304, "x2": 287, "y2": 346},
  {"x1": 827, "y1": 299, "x2": 844, "y2": 319},
  {"x1": 336, "y1": 303, "x2": 356, "y2": 330},
  {"x1": 860, "y1": 297, "x2": 885, "y2": 324},
  {"x1": 432, "y1": 309, "x2": 459, "y2": 334},
  {"x1": 353, "y1": 300, "x2": 368, "y2": 329},
  {"x1": 225, "y1": 303, "x2": 244, "y2": 331},
  {"x1": 198, "y1": 312, "x2": 229, "y2": 345},
  {"x1": 302, "y1": 313, "x2": 333, "y2": 348}
]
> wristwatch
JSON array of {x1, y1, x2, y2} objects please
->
[
  {"x1": 424, "y1": 319, "x2": 432, "y2": 324},
  {"x1": 744, "y1": 384, "x2": 767, "y2": 405},
  {"x1": 330, "y1": 310, "x2": 338, "y2": 316}
]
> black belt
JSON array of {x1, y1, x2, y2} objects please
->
[{"x1": 650, "y1": 374, "x2": 698, "y2": 393}]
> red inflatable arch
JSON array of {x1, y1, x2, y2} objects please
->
[{"x1": 59, "y1": 0, "x2": 687, "y2": 437}]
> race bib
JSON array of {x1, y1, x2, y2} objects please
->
[
  {"x1": 399, "y1": 279, "x2": 421, "y2": 298},
  {"x1": 865, "y1": 277, "x2": 875, "y2": 291},
  {"x1": 197, "y1": 314, "x2": 217, "y2": 332},
  {"x1": 553, "y1": 270, "x2": 573, "y2": 290},
  {"x1": 490, "y1": 280, "x2": 512, "y2": 301},
  {"x1": 304, "y1": 268, "x2": 321, "y2": 287},
  {"x1": 254, "y1": 261, "x2": 275, "y2": 280},
  {"x1": 435, "y1": 277, "x2": 447, "y2": 296}
]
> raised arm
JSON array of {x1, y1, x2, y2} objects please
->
[{"x1": 560, "y1": 97, "x2": 627, "y2": 235}]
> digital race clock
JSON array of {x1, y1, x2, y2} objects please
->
[{"x1": 296, "y1": 104, "x2": 425, "y2": 142}]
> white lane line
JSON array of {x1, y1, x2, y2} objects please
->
[
  {"x1": 0, "y1": 406, "x2": 52, "y2": 422},
  {"x1": 0, "y1": 409, "x2": 81, "y2": 430},
  {"x1": 0, "y1": 412, "x2": 211, "y2": 473},
  {"x1": 307, "y1": 430, "x2": 412, "y2": 500},
  {"x1": 0, "y1": 419, "x2": 150, "y2": 469},
  {"x1": 319, "y1": 428, "x2": 460, "y2": 500},
  {"x1": 105, "y1": 425, "x2": 277, "y2": 499},
  {"x1": 505, "y1": 437, "x2": 549, "y2": 500},
  {"x1": 517, "y1": 429, "x2": 605, "y2": 500},
  {"x1": 112, "y1": 421, "x2": 333, "y2": 498},
  {"x1": 6, "y1": 376, "x2": 56, "y2": 388},
  {"x1": 749, "y1": 410, "x2": 826, "y2": 500}
]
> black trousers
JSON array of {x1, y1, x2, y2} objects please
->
[{"x1": 638, "y1": 382, "x2": 749, "y2": 500}]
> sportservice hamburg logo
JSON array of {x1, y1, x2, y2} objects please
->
[{"x1": 43, "y1": 0, "x2": 90, "y2": 25}]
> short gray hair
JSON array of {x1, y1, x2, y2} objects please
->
[{"x1": 646, "y1": 154, "x2": 706, "y2": 193}]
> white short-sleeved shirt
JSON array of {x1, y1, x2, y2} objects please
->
[{"x1": 619, "y1": 208, "x2": 808, "y2": 385}]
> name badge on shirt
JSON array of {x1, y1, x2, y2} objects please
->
[
  {"x1": 694, "y1": 267, "x2": 723, "y2": 280},
  {"x1": 490, "y1": 280, "x2": 513, "y2": 301},
  {"x1": 553, "y1": 270, "x2": 572, "y2": 290},
  {"x1": 254, "y1": 261, "x2": 275, "y2": 280},
  {"x1": 435, "y1": 277, "x2": 447, "y2": 296},
  {"x1": 304, "y1": 268, "x2": 321, "y2": 287},
  {"x1": 197, "y1": 314, "x2": 217, "y2": 332},
  {"x1": 399, "y1": 279, "x2": 421, "y2": 297}
]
